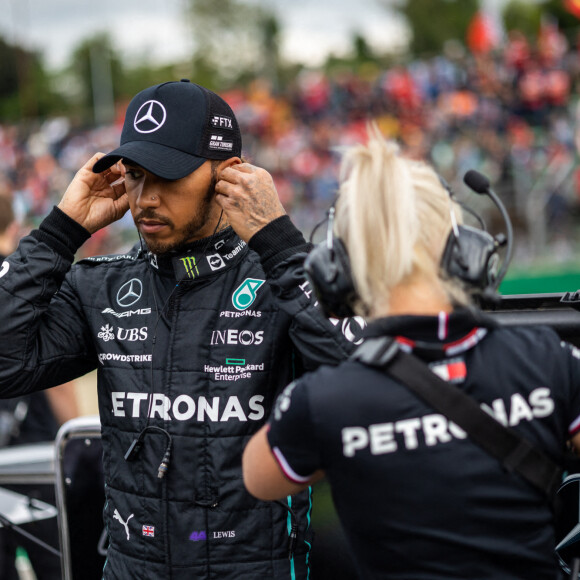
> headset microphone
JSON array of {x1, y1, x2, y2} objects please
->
[
  {"x1": 463, "y1": 169, "x2": 490, "y2": 194},
  {"x1": 462, "y1": 169, "x2": 514, "y2": 292}
]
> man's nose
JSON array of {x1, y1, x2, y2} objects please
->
[{"x1": 135, "y1": 182, "x2": 161, "y2": 208}]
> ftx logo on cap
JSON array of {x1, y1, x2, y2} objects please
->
[{"x1": 93, "y1": 79, "x2": 242, "y2": 180}]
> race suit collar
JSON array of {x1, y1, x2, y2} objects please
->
[
  {"x1": 144, "y1": 227, "x2": 249, "y2": 281},
  {"x1": 362, "y1": 307, "x2": 499, "y2": 360}
]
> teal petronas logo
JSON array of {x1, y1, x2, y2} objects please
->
[{"x1": 232, "y1": 278, "x2": 265, "y2": 310}]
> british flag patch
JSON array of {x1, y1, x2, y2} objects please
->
[{"x1": 142, "y1": 525, "x2": 155, "y2": 537}]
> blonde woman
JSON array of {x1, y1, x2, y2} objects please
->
[{"x1": 243, "y1": 129, "x2": 580, "y2": 579}]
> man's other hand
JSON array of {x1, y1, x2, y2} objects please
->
[
  {"x1": 215, "y1": 163, "x2": 286, "y2": 243},
  {"x1": 58, "y1": 154, "x2": 129, "y2": 234}
]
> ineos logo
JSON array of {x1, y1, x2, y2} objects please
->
[
  {"x1": 210, "y1": 329, "x2": 264, "y2": 346},
  {"x1": 134, "y1": 100, "x2": 167, "y2": 134},
  {"x1": 117, "y1": 279, "x2": 143, "y2": 307}
]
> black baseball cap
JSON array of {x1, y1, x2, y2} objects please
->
[{"x1": 93, "y1": 79, "x2": 242, "y2": 180}]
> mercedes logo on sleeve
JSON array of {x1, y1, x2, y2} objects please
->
[
  {"x1": 134, "y1": 100, "x2": 167, "y2": 134},
  {"x1": 117, "y1": 279, "x2": 143, "y2": 307}
]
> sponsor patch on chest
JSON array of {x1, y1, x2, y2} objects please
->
[{"x1": 428, "y1": 358, "x2": 467, "y2": 383}]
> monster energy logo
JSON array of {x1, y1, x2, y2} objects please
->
[
  {"x1": 232, "y1": 278, "x2": 265, "y2": 310},
  {"x1": 180, "y1": 256, "x2": 199, "y2": 279}
]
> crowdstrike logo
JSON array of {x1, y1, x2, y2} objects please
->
[
  {"x1": 98, "y1": 353, "x2": 152, "y2": 364},
  {"x1": 134, "y1": 100, "x2": 167, "y2": 134},
  {"x1": 232, "y1": 278, "x2": 265, "y2": 310},
  {"x1": 117, "y1": 279, "x2": 143, "y2": 307}
]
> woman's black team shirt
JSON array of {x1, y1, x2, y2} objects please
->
[{"x1": 267, "y1": 309, "x2": 580, "y2": 579}]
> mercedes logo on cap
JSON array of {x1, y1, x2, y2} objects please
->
[
  {"x1": 134, "y1": 100, "x2": 167, "y2": 134},
  {"x1": 117, "y1": 279, "x2": 143, "y2": 307}
]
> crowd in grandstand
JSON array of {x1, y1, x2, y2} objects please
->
[{"x1": 1, "y1": 24, "x2": 580, "y2": 262}]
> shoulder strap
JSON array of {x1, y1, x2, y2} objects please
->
[{"x1": 352, "y1": 337, "x2": 563, "y2": 497}]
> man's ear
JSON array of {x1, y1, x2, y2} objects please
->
[{"x1": 219, "y1": 157, "x2": 242, "y2": 170}]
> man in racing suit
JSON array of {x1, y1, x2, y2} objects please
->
[{"x1": 0, "y1": 80, "x2": 358, "y2": 578}]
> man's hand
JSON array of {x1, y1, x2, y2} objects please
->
[
  {"x1": 215, "y1": 163, "x2": 286, "y2": 242},
  {"x1": 58, "y1": 154, "x2": 129, "y2": 234}
]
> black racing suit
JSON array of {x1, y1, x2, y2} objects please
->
[
  {"x1": 267, "y1": 309, "x2": 578, "y2": 579},
  {"x1": 0, "y1": 207, "x2": 359, "y2": 579}
]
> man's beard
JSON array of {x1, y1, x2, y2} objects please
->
[{"x1": 136, "y1": 170, "x2": 219, "y2": 256}]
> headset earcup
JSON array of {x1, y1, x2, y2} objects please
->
[
  {"x1": 441, "y1": 225, "x2": 497, "y2": 289},
  {"x1": 304, "y1": 238, "x2": 358, "y2": 318},
  {"x1": 441, "y1": 230, "x2": 465, "y2": 280}
]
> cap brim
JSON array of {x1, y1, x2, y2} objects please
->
[{"x1": 92, "y1": 141, "x2": 206, "y2": 180}]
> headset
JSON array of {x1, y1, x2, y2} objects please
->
[{"x1": 304, "y1": 169, "x2": 514, "y2": 318}]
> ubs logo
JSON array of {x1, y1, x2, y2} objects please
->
[{"x1": 117, "y1": 279, "x2": 143, "y2": 307}]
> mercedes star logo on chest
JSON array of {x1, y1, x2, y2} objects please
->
[{"x1": 117, "y1": 279, "x2": 143, "y2": 307}]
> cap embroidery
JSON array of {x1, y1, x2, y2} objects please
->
[
  {"x1": 134, "y1": 100, "x2": 167, "y2": 134},
  {"x1": 209, "y1": 135, "x2": 233, "y2": 151},
  {"x1": 211, "y1": 115, "x2": 233, "y2": 130},
  {"x1": 93, "y1": 81, "x2": 242, "y2": 179}
]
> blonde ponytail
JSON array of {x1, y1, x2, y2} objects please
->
[{"x1": 334, "y1": 124, "x2": 468, "y2": 316}]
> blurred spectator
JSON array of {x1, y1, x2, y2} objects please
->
[{"x1": 1, "y1": 23, "x2": 580, "y2": 265}]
